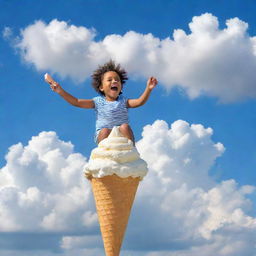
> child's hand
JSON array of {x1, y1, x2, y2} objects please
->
[
  {"x1": 147, "y1": 77, "x2": 158, "y2": 90},
  {"x1": 50, "y1": 81, "x2": 62, "y2": 93},
  {"x1": 44, "y1": 73, "x2": 62, "y2": 93}
]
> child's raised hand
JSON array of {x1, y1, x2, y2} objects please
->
[
  {"x1": 44, "y1": 73, "x2": 62, "y2": 93},
  {"x1": 147, "y1": 77, "x2": 158, "y2": 90},
  {"x1": 49, "y1": 81, "x2": 62, "y2": 93}
]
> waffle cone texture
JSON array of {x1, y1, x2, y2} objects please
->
[{"x1": 89, "y1": 174, "x2": 140, "y2": 256}]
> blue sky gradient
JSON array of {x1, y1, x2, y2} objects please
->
[{"x1": 1, "y1": 0, "x2": 256, "y2": 255}]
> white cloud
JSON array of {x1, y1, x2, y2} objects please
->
[
  {"x1": 137, "y1": 120, "x2": 225, "y2": 190},
  {"x1": 15, "y1": 13, "x2": 256, "y2": 102},
  {"x1": 133, "y1": 120, "x2": 256, "y2": 255},
  {"x1": 60, "y1": 235, "x2": 99, "y2": 250},
  {"x1": 16, "y1": 20, "x2": 99, "y2": 83},
  {"x1": 2, "y1": 27, "x2": 13, "y2": 40},
  {"x1": 0, "y1": 131, "x2": 96, "y2": 233},
  {"x1": 0, "y1": 120, "x2": 255, "y2": 255}
]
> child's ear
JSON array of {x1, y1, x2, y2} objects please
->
[{"x1": 99, "y1": 85, "x2": 104, "y2": 92}]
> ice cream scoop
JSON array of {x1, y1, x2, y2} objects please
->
[{"x1": 84, "y1": 126, "x2": 148, "y2": 179}]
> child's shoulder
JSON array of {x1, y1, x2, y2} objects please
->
[
  {"x1": 118, "y1": 94, "x2": 127, "y2": 101},
  {"x1": 93, "y1": 95, "x2": 104, "y2": 102}
]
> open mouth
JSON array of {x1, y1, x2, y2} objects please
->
[{"x1": 111, "y1": 85, "x2": 118, "y2": 91}]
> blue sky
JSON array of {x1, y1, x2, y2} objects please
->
[{"x1": 1, "y1": 0, "x2": 256, "y2": 255}]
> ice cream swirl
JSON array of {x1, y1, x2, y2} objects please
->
[{"x1": 84, "y1": 127, "x2": 148, "y2": 179}]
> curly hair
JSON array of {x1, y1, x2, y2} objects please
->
[{"x1": 91, "y1": 60, "x2": 128, "y2": 95}]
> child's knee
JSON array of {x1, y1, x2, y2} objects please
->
[
  {"x1": 100, "y1": 128, "x2": 111, "y2": 137},
  {"x1": 120, "y1": 123, "x2": 130, "y2": 131},
  {"x1": 97, "y1": 128, "x2": 111, "y2": 143},
  {"x1": 102, "y1": 128, "x2": 111, "y2": 132}
]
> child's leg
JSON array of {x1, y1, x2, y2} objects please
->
[
  {"x1": 97, "y1": 128, "x2": 111, "y2": 144},
  {"x1": 119, "y1": 123, "x2": 135, "y2": 145}
]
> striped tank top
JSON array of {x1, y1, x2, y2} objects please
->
[{"x1": 93, "y1": 95, "x2": 129, "y2": 132}]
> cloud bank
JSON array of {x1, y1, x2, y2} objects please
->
[
  {"x1": 14, "y1": 13, "x2": 256, "y2": 102},
  {"x1": 0, "y1": 120, "x2": 255, "y2": 255},
  {"x1": 0, "y1": 131, "x2": 97, "y2": 234}
]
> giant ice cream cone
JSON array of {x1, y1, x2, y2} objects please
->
[
  {"x1": 90, "y1": 174, "x2": 140, "y2": 255},
  {"x1": 85, "y1": 127, "x2": 148, "y2": 256}
]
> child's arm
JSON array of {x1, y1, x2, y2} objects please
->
[
  {"x1": 45, "y1": 74, "x2": 94, "y2": 109},
  {"x1": 127, "y1": 77, "x2": 158, "y2": 108}
]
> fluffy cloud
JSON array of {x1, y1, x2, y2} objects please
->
[
  {"x1": 2, "y1": 27, "x2": 12, "y2": 40},
  {"x1": 0, "y1": 131, "x2": 97, "y2": 234},
  {"x1": 0, "y1": 120, "x2": 255, "y2": 256},
  {"x1": 133, "y1": 120, "x2": 256, "y2": 255},
  {"x1": 15, "y1": 13, "x2": 256, "y2": 102}
]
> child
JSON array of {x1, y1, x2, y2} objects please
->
[{"x1": 45, "y1": 60, "x2": 157, "y2": 144}]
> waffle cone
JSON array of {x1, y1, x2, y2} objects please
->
[{"x1": 89, "y1": 174, "x2": 140, "y2": 256}]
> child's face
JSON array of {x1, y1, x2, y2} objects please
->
[{"x1": 100, "y1": 71, "x2": 122, "y2": 101}]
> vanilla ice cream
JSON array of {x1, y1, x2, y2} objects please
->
[{"x1": 84, "y1": 126, "x2": 148, "y2": 179}]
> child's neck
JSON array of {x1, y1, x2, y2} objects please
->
[{"x1": 105, "y1": 95, "x2": 118, "y2": 101}]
